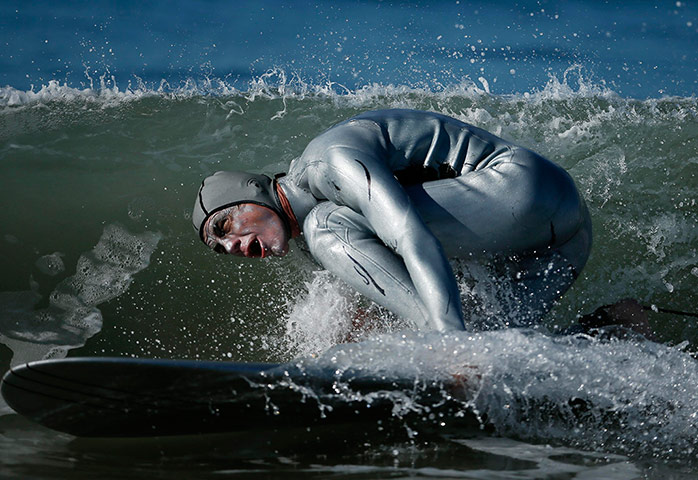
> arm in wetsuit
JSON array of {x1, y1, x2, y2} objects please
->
[{"x1": 301, "y1": 143, "x2": 466, "y2": 331}]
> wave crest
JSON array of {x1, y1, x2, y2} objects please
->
[{"x1": 0, "y1": 65, "x2": 651, "y2": 108}]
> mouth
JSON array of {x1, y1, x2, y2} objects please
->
[{"x1": 248, "y1": 237, "x2": 263, "y2": 258}]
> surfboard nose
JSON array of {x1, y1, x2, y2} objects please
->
[{"x1": 0, "y1": 358, "x2": 277, "y2": 437}]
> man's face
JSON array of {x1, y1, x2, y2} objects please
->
[{"x1": 202, "y1": 204, "x2": 289, "y2": 258}]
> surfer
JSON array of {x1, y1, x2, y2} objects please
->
[{"x1": 193, "y1": 109, "x2": 593, "y2": 332}]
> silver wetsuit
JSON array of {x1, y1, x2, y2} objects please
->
[{"x1": 277, "y1": 109, "x2": 592, "y2": 331}]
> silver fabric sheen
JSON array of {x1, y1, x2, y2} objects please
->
[{"x1": 277, "y1": 109, "x2": 592, "y2": 331}]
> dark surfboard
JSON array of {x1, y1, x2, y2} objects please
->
[{"x1": 1, "y1": 357, "x2": 480, "y2": 437}]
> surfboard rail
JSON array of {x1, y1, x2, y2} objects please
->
[{"x1": 1, "y1": 357, "x2": 483, "y2": 437}]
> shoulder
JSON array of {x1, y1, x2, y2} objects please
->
[{"x1": 298, "y1": 118, "x2": 388, "y2": 174}]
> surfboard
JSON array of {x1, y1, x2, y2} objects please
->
[{"x1": 1, "y1": 357, "x2": 482, "y2": 437}]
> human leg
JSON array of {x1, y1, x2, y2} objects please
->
[{"x1": 408, "y1": 148, "x2": 591, "y2": 329}]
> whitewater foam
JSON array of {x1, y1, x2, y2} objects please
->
[{"x1": 295, "y1": 328, "x2": 698, "y2": 461}]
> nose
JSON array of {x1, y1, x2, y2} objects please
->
[{"x1": 216, "y1": 235, "x2": 240, "y2": 255}]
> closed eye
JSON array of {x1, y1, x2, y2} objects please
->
[{"x1": 213, "y1": 221, "x2": 225, "y2": 238}]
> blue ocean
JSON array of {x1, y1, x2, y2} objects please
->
[{"x1": 1, "y1": 1, "x2": 697, "y2": 478}]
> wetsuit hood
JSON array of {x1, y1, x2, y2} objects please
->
[{"x1": 192, "y1": 170, "x2": 286, "y2": 242}]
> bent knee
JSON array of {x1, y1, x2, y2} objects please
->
[
  {"x1": 303, "y1": 203, "x2": 341, "y2": 255},
  {"x1": 303, "y1": 203, "x2": 374, "y2": 256}
]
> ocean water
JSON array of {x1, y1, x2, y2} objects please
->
[{"x1": 1, "y1": 1, "x2": 697, "y2": 478}]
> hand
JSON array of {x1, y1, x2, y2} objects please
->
[
  {"x1": 340, "y1": 307, "x2": 380, "y2": 343},
  {"x1": 447, "y1": 366, "x2": 481, "y2": 400}
]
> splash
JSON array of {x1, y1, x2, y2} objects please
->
[
  {"x1": 0, "y1": 79, "x2": 151, "y2": 109},
  {"x1": 289, "y1": 328, "x2": 698, "y2": 462},
  {"x1": 278, "y1": 266, "x2": 417, "y2": 360}
]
